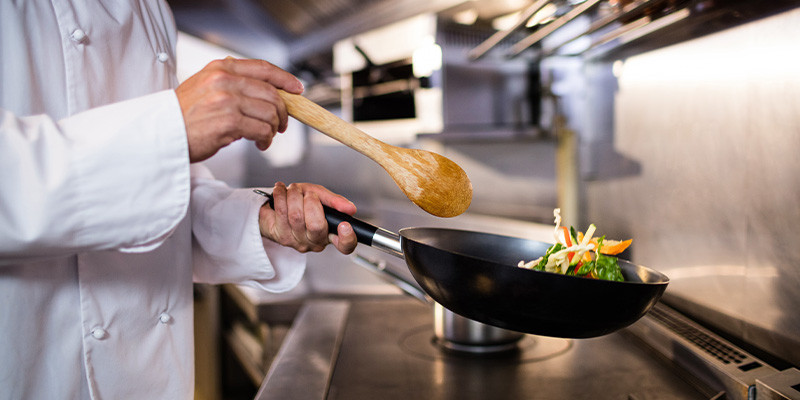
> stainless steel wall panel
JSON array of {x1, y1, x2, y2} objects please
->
[{"x1": 580, "y1": 7, "x2": 800, "y2": 366}]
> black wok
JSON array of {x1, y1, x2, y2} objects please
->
[{"x1": 255, "y1": 190, "x2": 669, "y2": 338}]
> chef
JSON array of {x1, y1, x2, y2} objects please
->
[{"x1": 0, "y1": 1, "x2": 358, "y2": 399}]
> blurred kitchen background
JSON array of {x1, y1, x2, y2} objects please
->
[{"x1": 167, "y1": 0, "x2": 800, "y2": 398}]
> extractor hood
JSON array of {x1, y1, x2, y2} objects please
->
[{"x1": 167, "y1": 0, "x2": 531, "y2": 65}]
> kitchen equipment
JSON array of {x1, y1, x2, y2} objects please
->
[
  {"x1": 433, "y1": 303, "x2": 524, "y2": 353},
  {"x1": 352, "y1": 254, "x2": 524, "y2": 353},
  {"x1": 276, "y1": 89, "x2": 472, "y2": 218},
  {"x1": 363, "y1": 224, "x2": 667, "y2": 338},
  {"x1": 253, "y1": 190, "x2": 669, "y2": 338}
]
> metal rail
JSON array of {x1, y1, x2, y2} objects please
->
[
  {"x1": 468, "y1": 0, "x2": 552, "y2": 60},
  {"x1": 508, "y1": 0, "x2": 602, "y2": 57}
]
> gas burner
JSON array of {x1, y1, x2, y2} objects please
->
[
  {"x1": 399, "y1": 323, "x2": 573, "y2": 363},
  {"x1": 434, "y1": 336, "x2": 521, "y2": 354}
]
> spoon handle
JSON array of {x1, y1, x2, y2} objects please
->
[{"x1": 277, "y1": 90, "x2": 388, "y2": 161}]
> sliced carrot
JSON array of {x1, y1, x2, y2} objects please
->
[
  {"x1": 591, "y1": 238, "x2": 632, "y2": 255},
  {"x1": 560, "y1": 227, "x2": 573, "y2": 246}
]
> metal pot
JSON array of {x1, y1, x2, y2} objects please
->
[
  {"x1": 434, "y1": 303, "x2": 524, "y2": 353},
  {"x1": 353, "y1": 254, "x2": 524, "y2": 353}
]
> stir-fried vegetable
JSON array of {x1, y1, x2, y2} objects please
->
[{"x1": 517, "y1": 209, "x2": 630, "y2": 282}]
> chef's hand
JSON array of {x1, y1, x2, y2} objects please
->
[
  {"x1": 175, "y1": 58, "x2": 304, "y2": 163},
  {"x1": 259, "y1": 182, "x2": 358, "y2": 255}
]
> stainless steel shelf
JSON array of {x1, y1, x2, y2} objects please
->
[{"x1": 417, "y1": 126, "x2": 547, "y2": 143}]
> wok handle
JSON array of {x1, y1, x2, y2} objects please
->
[{"x1": 253, "y1": 189, "x2": 403, "y2": 258}]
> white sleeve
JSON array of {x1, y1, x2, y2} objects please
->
[
  {"x1": 190, "y1": 165, "x2": 306, "y2": 293},
  {"x1": 0, "y1": 90, "x2": 190, "y2": 265}
]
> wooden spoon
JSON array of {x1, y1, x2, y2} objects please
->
[{"x1": 277, "y1": 90, "x2": 472, "y2": 218}]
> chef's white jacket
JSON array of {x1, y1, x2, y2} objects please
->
[{"x1": 0, "y1": 1, "x2": 306, "y2": 399}]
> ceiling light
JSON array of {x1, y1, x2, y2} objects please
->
[
  {"x1": 492, "y1": 11, "x2": 521, "y2": 31},
  {"x1": 526, "y1": 3, "x2": 558, "y2": 27},
  {"x1": 453, "y1": 9, "x2": 479, "y2": 25}
]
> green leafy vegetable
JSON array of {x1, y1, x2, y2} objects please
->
[
  {"x1": 531, "y1": 243, "x2": 563, "y2": 271},
  {"x1": 517, "y1": 209, "x2": 629, "y2": 282}
]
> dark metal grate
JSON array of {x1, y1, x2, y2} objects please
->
[
  {"x1": 648, "y1": 306, "x2": 748, "y2": 365},
  {"x1": 437, "y1": 20, "x2": 532, "y2": 50}
]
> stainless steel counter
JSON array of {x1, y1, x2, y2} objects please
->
[{"x1": 257, "y1": 296, "x2": 711, "y2": 400}]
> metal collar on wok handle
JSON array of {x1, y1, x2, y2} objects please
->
[
  {"x1": 366, "y1": 229, "x2": 402, "y2": 258},
  {"x1": 252, "y1": 189, "x2": 403, "y2": 258}
]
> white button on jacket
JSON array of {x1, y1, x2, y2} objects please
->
[
  {"x1": 159, "y1": 312, "x2": 173, "y2": 324},
  {"x1": 70, "y1": 28, "x2": 87, "y2": 42},
  {"x1": 0, "y1": 1, "x2": 306, "y2": 399},
  {"x1": 91, "y1": 328, "x2": 108, "y2": 340}
]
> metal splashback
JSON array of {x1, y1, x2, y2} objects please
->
[{"x1": 575, "y1": 7, "x2": 800, "y2": 367}]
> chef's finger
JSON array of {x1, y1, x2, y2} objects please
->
[
  {"x1": 302, "y1": 192, "x2": 330, "y2": 249},
  {"x1": 255, "y1": 139, "x2": 272, "y2": 151},
  {"x1": 223, "y1": 58, "x2": 304, "y2": 95},
  {"x1": 228, "y1": 112, "x2": 277, "y2": 151},
  {"x1": 239, "y1": 100, "x2": 280, "y2": 140},
  {"x1": 329, "y1": 222, "x2": 357, "y2": 255},
  {"x1": 236, "y1": 81, "x2": 290, "y2": 133},
  {"x1": 285, "y1": 184, "x2": 315, "y2": 249},
  {"x1": 268, "y1": 182, "x2": 294, "y2": 246},
  {"x1": 303, "y1": 184, "x2": 357, "y2": 216}
]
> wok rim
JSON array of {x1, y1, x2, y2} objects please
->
[{"x1": 398, "y1": 226, "x2": 670, "y2": 286}]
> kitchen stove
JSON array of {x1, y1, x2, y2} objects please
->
[
  {"x1": 254, "y1": 295, "x2": 798, "y2": 400},
  {"x1": 326, "y1": 298, "x2": 709, "y2": 399}
]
